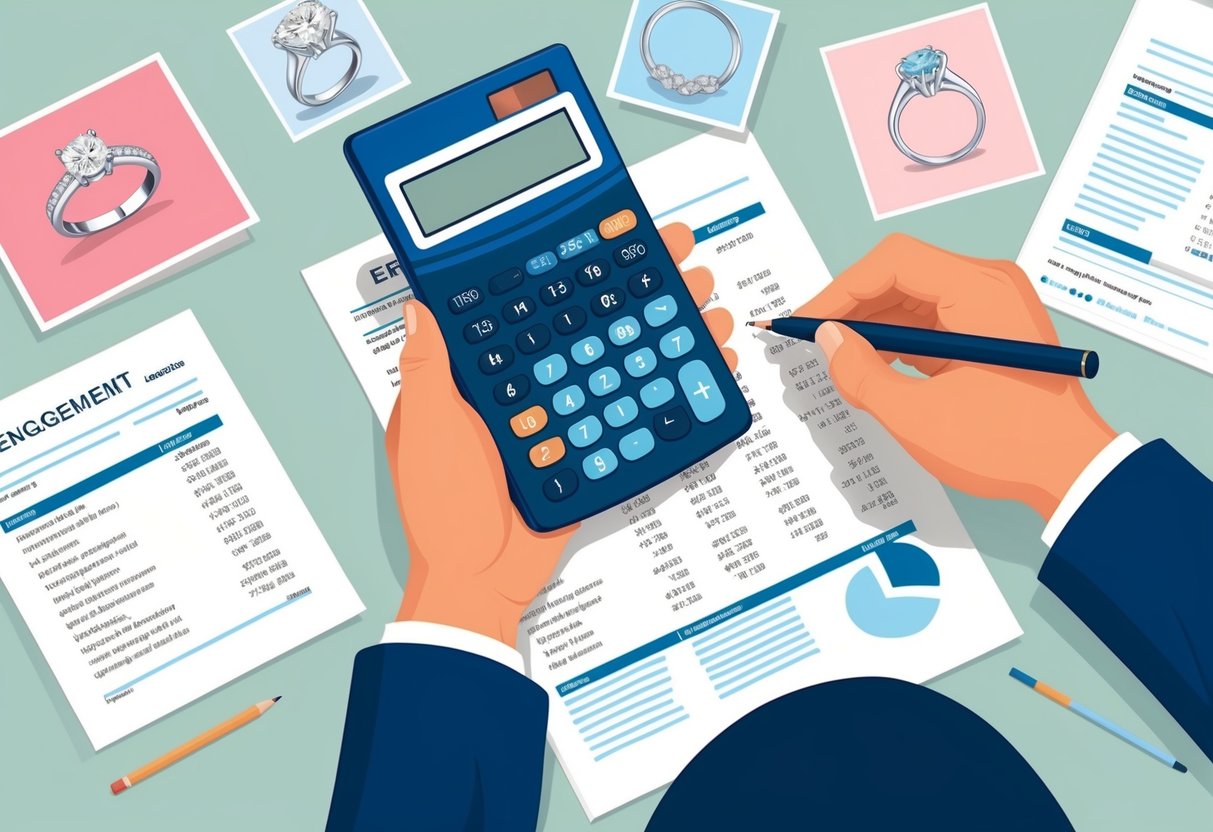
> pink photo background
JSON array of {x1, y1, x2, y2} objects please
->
[
  {"x1": 824, "y1": 7, "x2": 1041, "y2": 216},
  {"x1": 0, "y1": 61, "x2": 251, "y2": 323}
]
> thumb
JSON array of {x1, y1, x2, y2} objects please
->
[
  {"x1": 398, "y1": 300, "x2": 451, "y2": 387},
  {"x1": 817, "y1": 322, "x2": 920, "y2": 417}
]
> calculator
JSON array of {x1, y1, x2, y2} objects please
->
[{"x1": 343, "y1": 44, "x2": 751, "y2": 532}]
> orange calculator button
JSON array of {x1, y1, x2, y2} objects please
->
[
  {"x1": 599, "y1": 210, "x2": 637, "y2": 240},
  {"x1": 510, "y1": 405, "x2": 548, "y2": 438},
  {"x1": 528, "y1": 437, "x2": 566, "y2": 468}
]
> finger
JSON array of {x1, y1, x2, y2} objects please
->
[
  {"x1": 398, "y1": 300, "x2": 451, "y2": 385},
  {"x1": 659, "y1": 223, "x2": 694, "y2": 265},
  {"x1": 817, "y1": 322, "x2": 925, "y2": 419},
  {"x1": 703, "y1": 307, "x2": 733, "y2": 347},
  {"x1": 721, "y1": 347, "x2": 739, "y2": 373},
  {"x1": 681, "y1": 265, "x2": 714, "y2": 308}
]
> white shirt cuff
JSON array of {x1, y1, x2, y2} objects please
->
[
  {"x1": 379, "y1": 621, "x2": 526, "y2": 676},
  {"x1": 1042, "y1": 432, "x2": 1142, "y2": 547}
]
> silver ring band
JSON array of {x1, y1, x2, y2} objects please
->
[
  {"x1": 47, "y1": 133, "x2": 161, "y2": 238},
  {"x1": 272, "y1": 2, "x2": 363, "y2": 108},
  {"x1": 286, "y1": 34, "x2": 362, "y2": 107},
  {"x1": 888, "y1": 47, "x2": 986, "y2": 166},
  {"x1": 640, "y1": 0, "x2": 742, "y2": 96}
]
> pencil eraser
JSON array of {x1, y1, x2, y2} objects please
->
[{"x1": 110, "y1": 778, "x2": 128, "y2": 795}]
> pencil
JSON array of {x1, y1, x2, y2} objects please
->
[
  {"x1": 110, "y1": 696, "x2": 281, "y2": 794},
  {"x1": 1009, "y1": 668, "x2": 1186, "y2": 773}
]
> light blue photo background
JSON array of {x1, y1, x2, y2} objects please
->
[
  {"x1": 231, "y1": 0, "x2": 406, "y2": 137},
  {"x1": 611, "y1": 0, "x2": 777, "y2": 128}
]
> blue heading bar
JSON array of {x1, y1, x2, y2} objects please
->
[
  {"x1": 1124, "y1": 84, "x2": 1213, "y2": 132},
  {"x1": 692, "y1": 202, "x2": 766, "y2": 243},
  {"x1": 1061, "y1": 219, "x2": 1152, "y2": 264}
]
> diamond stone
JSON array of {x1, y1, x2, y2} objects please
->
[
  {"x1": 273, "y1": 1, "x2": 334, "y2": 50},
  {"x1": 60, "y1": 132, "x2": 108, "y2": 177},
  {"x1": 899, "y1": 48, "x2": 941, "y2": 77}
]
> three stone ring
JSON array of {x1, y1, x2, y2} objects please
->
[
  {"x1": 640, "y1": 0, "x2": 742, "y2": 97},
  {"x1": 888, "y1": 46, "x2": 986, "y2": 166},
  {"x1": 272, "y1": 1, "x2": 363, "y2": 108},
  {"x1": 46, "y1": 129, "x2": 161, "y2": 238}
]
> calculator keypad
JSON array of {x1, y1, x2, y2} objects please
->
[
  {"x1": 534, "y1": 354, "x2": 568, "y2": 386},
  {"x1": 479, "y1": 345, "x2": 513, "y2": 374},
  {"x1": 553, "y1": 306, "x2": 586, "y2": 335},
  {"x1": 516, "y1": 324, "x2": 551, "y2": 355},
  {"x1": 504, "y1": 297, "x2": 535, "y2": 323},
  {"x1": 592, "y1": 289, "x2": 625, "y2": 317},
  {"x1": 571, "y1": 336, "x2": 605, "y2": 366},
  {"x1": 643, "y1": 295, "x2": 677, "y2": 327}
]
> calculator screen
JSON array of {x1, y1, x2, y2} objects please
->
[{"x1": 400, "y1": 109, "x2": 590, "y2": 236}]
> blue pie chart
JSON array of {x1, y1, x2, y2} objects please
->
[{"x1": 845, "y1": 541, "x2": 940, "y2": 638}]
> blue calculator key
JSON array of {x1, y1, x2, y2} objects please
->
[
  {"x1": 619, "y1": 428, "x2": 655, "y2": 462},
  {"x1": 624, "y1": 347, "x2": 657, "y2": 378},
  {"x1": 463, "y1": 315, "x2": 497, "y2": 344},
  {"x1": 542, "y1": 468, "x2": 579, "y2": 502},
  {"x1": 575, "y1": 258, "x2": 610, "y2": 286},
  {"x1": 540, "y1": 278, "x2": 574, "y2": 306},
  {"x1": 643, "y1": 295, "x2": 677, "y2": 327},
  {"x1": 659, "y1": 326, "x2": 695, "y2": 359},
  {"x1": 608, "y1": 316, "x2": 642, "y2": 346},
  {"x1": 558, "y1": 229, "x2": 600, "y2": 260},
  {"x1": 613, "y1": 239, "x2": 648, "y2": 268},
  {"x1": 640, "y1": 377, "x2": 675, "y2": 408},
  {"x1": 489, "y1": 268, "x2": 523, "y2": 295},
  {"x1": 494, "y1": 374, "x2": 529, "y2": 405},
  {"x1": 678, "y1": 359, "x2": 726, "y2": 423},
  {"x1": 628, "y1": 268, "x2": 662, "y2": 298},
  {"x1": 516, "y1": 324, "x2": 551, "y2": 355},
  {"x1": 603, "y1": 396, "x2": 638, "y2": 428},
  {"x1": 583, "y1": 448, "x2": 619, "y2": 480},
  {"x1": 527, "y1": 251, "x2": 558, "y2": 275},
  {"x1": 588, "y1": 366, "x2": 621, "y2": 397},
  {"x1": 572, "y1": 335, "x2": 605, "y2": 366},
  {"x1": 568, "y1": 415, "x2": 603, "y2": 448},
  {"x1": 654, "y1": 405, "x2": 692, "y2": 441},
  {"x1": 553, "y1": 306, "x2": 586, "y2": 335},
  {"x1": 448, "y1": 288, "x2": 483, "y2": 315},
  {"x1": 552, "y1": 384, "x2": 585, "y2": 416},
  {"x1": 533, "y1": 353, "x2": 568, "y2": 386},
  {"x1": 503, "y1": 297, "x2": 535, "y2": 323},
  {"x1": 479, "y1": 345, "x2": 514, "y2": 375},
  {"x1": 592, "y1": 288, "x2": 625, "y2": 317}
]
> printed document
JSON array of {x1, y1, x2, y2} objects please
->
[
  {"x1": 0, "y1": 312, "x2": 363, "y2": 749},
  {"x1": 1020, "y1": 0, "x2": 1213, "y2": 373},
  {"x1": 304, "y1": 133, "x2": 1020, "y2": 818}
]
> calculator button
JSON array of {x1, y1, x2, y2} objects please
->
[
  {"x1": 643, "y1": 295, "x2": 678, "y2": 327},
  {"x1": 568, "y1": 415, "x2": 603, "y2": 448},
  {"x1": 619, "y1": 428, "x2": 655, "y2": 462},
  {"x1": 553, "y1": 306, "x2": 587, "y2": 335},
  {"x1": 558, "y1": 229, "x2": 600, "y2": 260},
  {"x1": 479, "y1": 345, "x2": 514, "y2": 375},
  {"x1": 575, "y1": 258, "x2": 611, "y2": 286},
  {"x1": 640, "y1": 377, "x2": 675, "y2": 408},
  {"x1": 599, "y1": 209, "x2": 637, "y2": 240},
  {"x1": 659, "y1": 326, "x2": 695, "y2": 359},
  {"x1": 552, "y1": 384, "x2": 585, "y2": 416},
  {"x1": 608, "y1": 316, "x2": 642, "y2": 346},
  {"x1": 678, "y1": 360, "x2": 726, "y2": 423},
  {"x1": 572, "y1": 336, "x2": 605, "y2": 366},
  {"x1": 583, "y1": 448, "x2": 619, "y2": 480},
  {"x1": 448, "y1": 288, "x2": 483, "y2": 315},
  {"x1": 543, "y1": 469, "x2": 579, "y2": 502},
  {"x1": 503, "y1": 297, "x2": 535, "y2": 323},
  {"x1": 592, "y1": 289, "x2": 625, "y2": 317},
  {"x1": 533, "y1": 353, "x2": 568, "y2": 386},
  {"x1": 526, "y1": 252, "x2": 559, "y2": 276},
  {"x1": 510, "y1": 405, "x2": 548, "y2": 438},
  {"x1": 463, "y1": 315, "x2": 498, "y2": 344},
  {"x1": 516, "y1": 324, "x2": 551, "y2": 355},
  {"x1": 540, "y1": 278, "x2": 574, "y2": 306},
  {"x1": 628, "y1": 268, "x2": 663, "y2": 298},
  {"x1": 529, "y1": 437, "x2": 566, "y2": 468},
  {"x1": 614, "y1": 239, "x2": 648, "y2": 268},
  {"x1": 624, "y1": 347, "x2": 657, "y2": 378},
  {"x1": 494, "y1": 375, "x2": 530, "y2": 405},
  {"x1": 654, "y1": 406, "x2": 692, "y2": 441},
  {"x1": 588, "y1": 366, "x2": 621, "y2": 397},
  {"x1": 489, "y1": 268, "x2": 523, "y2": 295},
  {"x1": 603, "y1": 396, "x2": 638, "y2": 428}
]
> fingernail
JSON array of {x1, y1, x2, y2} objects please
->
[
  {"x1": 817, "y1": 322, "x2": 843, "y2": 360},
  {"x1": 404, "y1": 301, "x2": 418, "y2": 336}
]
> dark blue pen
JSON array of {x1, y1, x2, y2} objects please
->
[{"x1": 748, "y1": 317, "x2": 1099, "y2": 379}]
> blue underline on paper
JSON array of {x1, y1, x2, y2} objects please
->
[
  {"x1": 132, "y1": 391, "x2": 204, "y2": 425},
  {"x1": 651, "y1": 177, "x2": 749, "y2": 220},
  {"x1": 350, "y1": 287, "x2": 410, "y2": 315}
]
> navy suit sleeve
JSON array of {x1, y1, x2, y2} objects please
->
[
  {"x1": 326, "y1": 643, "x2": 548, "y2": 832},
  {"x1": 1040, "y1": 439, "x2": 1213, "y2": 760}
]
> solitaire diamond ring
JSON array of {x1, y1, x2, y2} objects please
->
[
  {"x1": 640, "y1": 0, "x2": 742, "y2": 96},
  {"x1": 888, "y1": 47, "x2": 986, "y2": 166},
  {"x1": 272, "y1": 1, "x2": 362, "y2": 107},
  {"x1": 46, "y1": 129, "x2": 161, "y2": 238}
]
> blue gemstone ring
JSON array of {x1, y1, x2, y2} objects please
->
[{"x1": 888, "y1": 46, "x2": 985, "y2": 166}]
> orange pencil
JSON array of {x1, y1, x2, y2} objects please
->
[{"x1": 110, "y1": 696, "x2": 281, "y2": 795}]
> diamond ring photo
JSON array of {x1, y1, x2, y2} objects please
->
[
  {"x1": 888, "y1": 46, "x2": 986, "y2": 166},
  {"x1": 272, "y1": 1, "x2": 363, "y2": 107},
  {"x1": 640, "y1": 0, "x2": 743, "y2": 96},
  {"x1": 46, "y1": 129, "x2": 161, "y2": 238}
]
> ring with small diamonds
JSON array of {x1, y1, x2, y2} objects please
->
[
  {"x1": 640, "y1": 0, "x2": 743, "y2": 97},
  {"x1": 272, "y1": 1, "x2": 362, "y2": 107},
  {"x1": 47, "y1": 129, "x2": 161, "y2": 238}
]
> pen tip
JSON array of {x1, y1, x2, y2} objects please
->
[
  {"x1": 749, "y1": 320, "x2": 771, "y2": 330},
  {"x1": 272, "y1": 696, "x2": 282, "y2": 703},
  {"x1": 1174, "y1": 761, "x2": 1188, "y2": 773}
]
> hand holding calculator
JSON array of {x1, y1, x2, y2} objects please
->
[{"x1": 345, "y1": 45, "x2": 751, "y2": 531}]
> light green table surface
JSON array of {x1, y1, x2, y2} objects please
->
[{"x1": 1, "y1": 1, "x2": 1210, "y2": 829}]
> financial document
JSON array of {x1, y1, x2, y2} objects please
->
[
  {"x1": 1020, "y1": 0, "x2": 1213, "y2": 374},
  {"x1": 304, "y1": 133, "x2": 1020, "y2": 818},
  {"x1": 0, "y1": 312, "x2": 363, "y2": 749}
]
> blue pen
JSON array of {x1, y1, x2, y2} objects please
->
[
  {"x1": 748, "y1": 318, "x2": 1099, "y2": 379},
  {"x1": 1009, "y1": 667, "x2": 1187, "y2": 773}
]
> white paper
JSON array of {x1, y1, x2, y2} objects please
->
[
  {"x1": 303, "y1": 132, "x2": 1020, "y2": 818},
  {"x1": 0, "y1": 311, "x2": 363, "y2": 749},
  {"x1": 1019, "y1": 0, "x2": 1213, "y2": 374}
]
